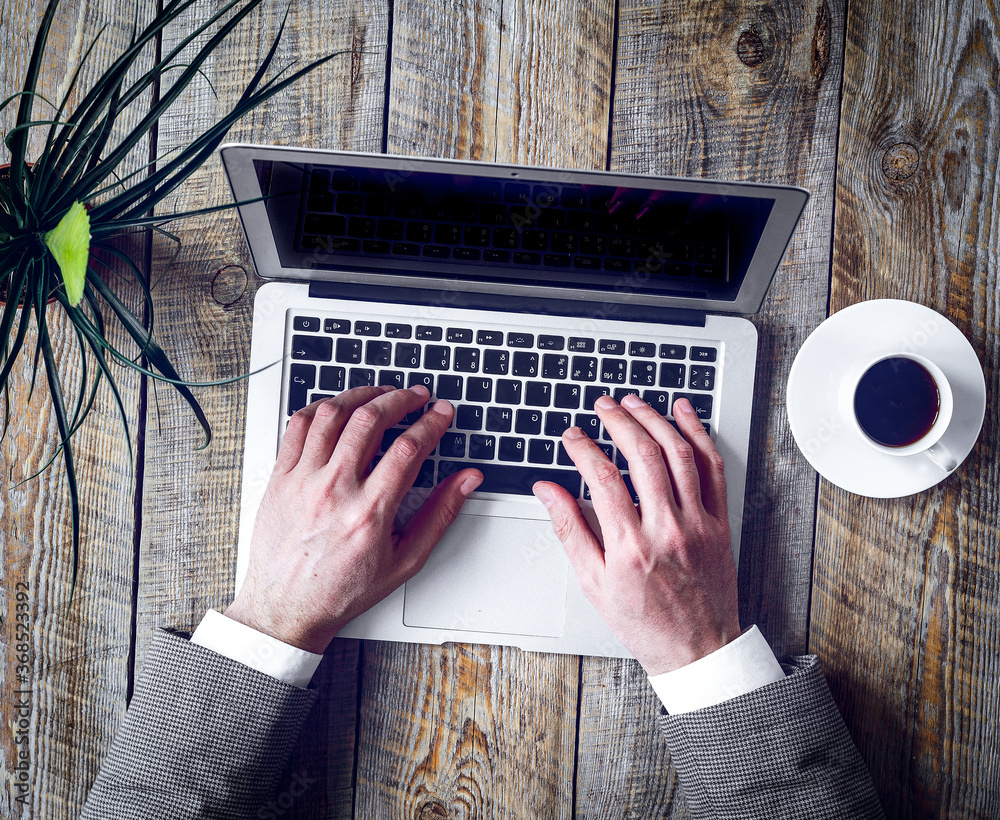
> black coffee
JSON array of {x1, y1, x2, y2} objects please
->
[{"x1": 854, "y1": 357, "x2": 940, "y2": 447}]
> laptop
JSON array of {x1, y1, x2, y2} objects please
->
[{"x1": 222, "y1": 143, "x2": 808, "y2": 658}]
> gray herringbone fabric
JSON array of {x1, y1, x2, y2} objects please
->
[
  {"x1": 80, "y1": 629, "x2": 316, "y2": 820},
  {"x1": 659, "y1": 655, "x2": 885, "y2": 819}
]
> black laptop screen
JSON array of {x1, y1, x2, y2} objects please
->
[{"x1": 251, "y1": 160, "x2": 774, "y2": 302}]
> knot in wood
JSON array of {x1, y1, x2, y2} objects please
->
[
  {"x1": 736, "y1": 27, "x2": 767, "y2": 67},
  {"x1": 210, "y1": 264, "x2": 248, "y2": 307},
  {"x1": 416, "y1": 800, "x2": 449, "y2": 819},
  {"x1": 881, "y1": 143, "x2": 920, "y2": 181}
]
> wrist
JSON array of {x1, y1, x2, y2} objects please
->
[
  {"x1": 635, "y1": 617, "x2": 743, "y2": 676},
  {"x1": 224, "y1": 596, "x2": 335, "y2": 655}
]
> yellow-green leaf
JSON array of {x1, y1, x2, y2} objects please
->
[{"x1": 44, "y1": 201, "x2": 91, "y2": 307}]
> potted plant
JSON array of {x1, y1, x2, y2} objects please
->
[{"x1": 0, "y1": 0, "x2": 332, "y2": 597}]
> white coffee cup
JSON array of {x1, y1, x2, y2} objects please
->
[{"x1": 839, "y1": 352, "x2": 957, "y2": 472}]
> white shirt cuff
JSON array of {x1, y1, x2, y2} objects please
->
[
  {"x1": 190, "y1": 610, "x2": 323, "y2": 689},
  {"x1": 647, "y1": 625, "x2": 786, "y2": 714}
]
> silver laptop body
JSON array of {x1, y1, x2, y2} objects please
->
[{"x1": 222, "y1": 143, "x2": 808, "y2": 658}]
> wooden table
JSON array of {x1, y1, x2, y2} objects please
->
[{"x1": 2, "y1": 1, "x2": 998, "y2": 817}]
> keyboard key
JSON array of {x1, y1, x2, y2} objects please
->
[
  {"x1": 689, "y1": 365, "x2": 716, "y2": 391},
  {"x1": 385, "y1": 323, "x2": 412, "y2": 338},
  {"x1": 483, "y1": 249, "x2": 510, "y2": 263},
  {"x1": 496, "y1": 379, "x2": 522, "y2": 405},
  {"x1": 437, "y1": 461, "x2": 580, "y2": 497},
  {"x1": 629, "y1": 341, "x2": 656, "y2": 357},
  {"x1": 453, "y1": 248, "x2": 481, "y2": 261},
  {"x1": 406, "y1": 221, "x2": 434, "y2": 243},
  {"x1": 424, "y1": 345, "x2": 451, "y2": 371},
  {"x1": 549, "y1": 231, "x2": 575, "y2": 251},
  {"x1": 436, "y1": 374, "x2": 463, "y2": 400},
  {"x1": 574, "y1": 256, "x2": 601, "y2": 270},
  {"x1": 493, "y1": 228, "x2": 518, "y2": 249},
  {"x1": 414, "y1": 459, "x2": 436, "y2": 488},
  {"x1": 561, "y1": 188, "x2": 587, "y2": 208},
  {"x1": 454, "y1": 347, "x2": 480, "y2": 372},
  {"x1": 499, "y1": 437, "x2": 526, "y2": 463},
  {"x1": 571, "y1": 356, "x2": 598, "y2": 382},
  {"x1": 421, "y1": 245, "x2": 449, "y2": 258},
  {"x1": 362, "y1": 239, "x2": 391, "y2": 254},
  {"x1": 513, "y1": 251, "x2": 541, "y2": 265},
  {"x1": 407, "y1": 372, "x2": 434, "y2": 391},
  {"x1": 439, "y1": 432, "x2": 467, "y2": 458},
  {"x1": 580, "y1": 235, "x2": 606, "y2": 255},
  {"x1": 542, "y1": 354, "x2": 568, "y2": 379},
  {"x1": 615, "y1": 449, "x2": 629, "y2": 470},
  {"x1": 630, "y1": 361, "x2": 658, "y2": 386},
  {"x1": 293, "y1": 316, "x2": 320, "y2": 332},
  {"x1": 380, "y1": 427, "x2": 406, "y2": 453},
  {"x1": 483, "y1": 349, "x2": 509, "y2": 374},
  {"x1": 349, "y1": 368, "x2": 375, "y2": 388},
  {"x1": 392, "y1": 242, "x2": 420, "y2": 255},
  {"x1": 524, "y1": 381, "x2": 552, "y2": 407},
  {"x1": 557, "y1": 443, "x2": 575, "y2": 466},
  {"x1": 324, "y1": 318, "x2": 351, "y2": 334},
  {"x1": 543, "y1": 254, "x2": 572, "y2": 268},
  {"x1": 584, "y1": 385, "x2": 611, "y2": 410},
  {"x1": 477, "y1": 330, "x2": 504, "y2": 346},
  {"x1": 486, "y1": 407, "x2": 513, "y2": 433},
  {"x1": 538, "y1": 335, "x2": 565, "y2": 350},
  {"x1": 348, "y1": 217, "x2": 376, "y2": 238},
  {"x1": 378, "y1": 370, "x2": 404, "y2": 390},
  {"x1": 364, "y1": 194, "x2": 392, "y2": 216},
  {"x1": 394, "y1": 343, "x2": 421, "y2": 368},
  {"x1": 673, "y1": 393, "x2": 714, "y2": 419},
  {"x1": 691, "y1": 346, "x2": 719, "y2": 362},
  {"x1": 447, "y1": 328, "x2": 473, "y2": 343},
  {"x1": 355, "y1": 320, "x2": 381, "y2": 336},
  {"x1": 554, "y1": 383, "x2": 581, "y2": 409},
  {"x1": 466, "y1": 377, "x2": 493, "y2": 402},
  {"x1": 377, "y1": 220, "x2": 405, "y2": 240},
  {"x1": 527, "y1": 439, "x2": 555, "y2": 464},
  {"x1": 575, "y1": 413, "x2": 600, "y2": 439},
  {"x1": 435, "y1": 224, "x2": 463, "y2": 244},
  {"x1": 568, "y1": 337, "x2": 595, "y2": 352},
  {"x1": 507, "y1": 332, "x2": 534, "y2": 348},
  {"x1": 603, "y1": 258, "x2": 631, "y2": 272},
  {"x1": 642, "y1": 390, "x2": 672, "y2": 415},
  {"x1": 659, "y1": 363, "x2": 686, "y2": 389},
  {"x1": 600, "y1": 359, "x2": 627, "y2": 384},
  {"x1": 512, "y1": 352, "x2": 538, "y2": 377},
  {"x1": 469, "y1": 434, "x2": 496, "y2": 460},
  {"x1": 416, "y1": 326, "x2": 443, "y2": 341},
  {"x1": 456, "y1": 405, "x2": 484, "y2": 430},
  {"x1": 365, "y1": 341, "x2": 392, "y2": 366},
  {"x1": 465, "y1": 226, "x2": 490, "y2": 246},
  {"x1": 288, "y1": 364, "x2": 315, "y2": 414},
  {"x1": 599, "y1": 339, "x2": 625, "y2": 355},
  {"x1": 545, "y1": 412, "x2": 572, "y2": 437},
  {"x1": 613, "y1": 387, "x2": 640, "y2": 403},
  {"x1": 292, "y1": 334, "x2": 333, "y2": 361},
  {"x1": 319, "y1": 365, "x2": 345, "y2": 392},
  {"x1": 515, "y1": 409, "x2": 543, "y2": 435},
  {"x1": 621, "y1": 473, "x2": 640, "y2": 503},
  {"x1": 334, "y1": 338, "x2": 362, "y2": 363}
]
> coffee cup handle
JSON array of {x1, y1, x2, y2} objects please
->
[{"x1": 925, "y1": 441, "x2": 958, "y2": 472}]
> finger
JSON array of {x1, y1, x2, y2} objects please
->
[
  {"x1": 673, "y1": 397, "x2": 728, "y2": 519},
  {"x1": 323, "y1": 385, "x2": 432, "y2": 476},
  {"x1": 367, "y1": 399, "x2": 454, "y2": 501},
  {"x1": 274, "y1": 399, "x2": 326, "y2": 474},
  {"x1": 533, "y1": 481, "x2": 605, "y2": 602},
  {"x1": 615, "y1": 393, "x2": 704, "y2": 511},
  {"x1": 296, "y1": 385, "x2": 397, "y2": 472},
  {"x1": 394, "y1": 468, "x2": 483, "y2": 579},
  {"x1": 560, "y1": 426, "x2": 640, "y2": 537},
  {"x1": 593, "y1": 395, "x2": 682, "y2": 514}
]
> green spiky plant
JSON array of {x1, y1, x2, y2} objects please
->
[{"x1": 0, "y1": 0, "x2": 333, "y2": 599}]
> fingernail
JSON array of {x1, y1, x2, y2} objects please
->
[
  {"x1": 621, "y1": 394, "x2": 644, "y2": 409},
  {"x1": 676, "y1": 398, "x2": 693, "y2": 414},
  {"x1": 563, "y1": 426, "x2": 585, "y2": 440},
  {"x1": 636, "y1": 206, "x2": 650, "y2": 220},
  {"x1": 608, "y1": 199, "x2": 621, "y2": 214},
  {"x1": 431, "y1": 399, "x2": 452, "y2": 415},
  {"x1": 532, "y1": 483, "x2": 555, "y2": 508},
  {"x1": 411, "y1": 384, "x2": 430, "y2": 398},
  {"x1": 595, "y1": 395, "x2": 616, "y2": 410},
  {"x1": 461, "y1": 473, "x2": 483, "y2": 495},
  {"x1": 379, "y1": 385, "x2": 395, "y2": 393}
]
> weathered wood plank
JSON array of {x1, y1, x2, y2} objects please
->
[
  {"x1": 574, "y1": 1, "x2": 846, "y2": 816},
  {"x1": 137, "y1": 2, "x2": 388, "y2": 817},
  {"x1": 354, "y1": 2, "x2": 613, "y2": 818},
  {"x1": 0, "y1": 1, "x2": 152, "y2": 817},
  {"x1": 814, "y1": 1, "x2": 1000, "y2": 817}
]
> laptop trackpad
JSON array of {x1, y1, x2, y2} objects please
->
[{"x1": 402, "y1": 512, "x2": 568, "y2": 638}]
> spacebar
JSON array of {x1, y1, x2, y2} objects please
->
[{"x1": 438, "y1": 461, "x2": 581, "y2": 497}]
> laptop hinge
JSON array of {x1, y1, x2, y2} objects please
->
[{"x1": 306, "y1": 281, "x2": 708, "y2": 328}]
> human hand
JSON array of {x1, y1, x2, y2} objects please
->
[
  {"x1": 532, "y1": 395, "x2": 740, "y2": 675},
  {"x1": 225, "y1": 385, "x2": 483, "y2": 654}
]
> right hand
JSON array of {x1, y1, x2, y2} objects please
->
[{"x1": 532, "y1": 396, "x2": 740, "y2": 676}]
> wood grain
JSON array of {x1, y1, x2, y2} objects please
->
[
  {"x1": 572, "y1": 2, "x2": 847, "y2": 816},
  {"x1": 0, "y1": 2, "x2": 152, "y2": 817},
  {"x1": 354, "y1": 2, "x2": 613, "y2": 818},
  {"x1": 136, "y1": 2, "x2": 389, "y2": 817},
  {"x1": 815, "y1": 1, "x2": 1000, "y2": 817}
]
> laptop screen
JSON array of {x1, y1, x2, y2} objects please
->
[{"x1": 250, "y1": 158, "x2": 773, "y2": 303}]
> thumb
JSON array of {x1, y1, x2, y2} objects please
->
[
  {"x1": 395, "y1": 468, "x2": 482, "y2": 577},
  {"x1": 532, "y1": 481, "x2": 605, "y2": 600}
]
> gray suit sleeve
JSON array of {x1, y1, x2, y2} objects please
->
[
  {"x1": 658, "y1": 655, "x2": 885, "y2": 820},
  {"x1": 81, "y1": 629, "x2": 317, "y2": 820}
]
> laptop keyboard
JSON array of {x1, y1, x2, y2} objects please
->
[{"x1": 285, "y1": 313, "x2": 719, "y2": 501}]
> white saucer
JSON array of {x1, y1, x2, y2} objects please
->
[{"x1": 786, "y1": 300, "x2": 986, "y2": 498}]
